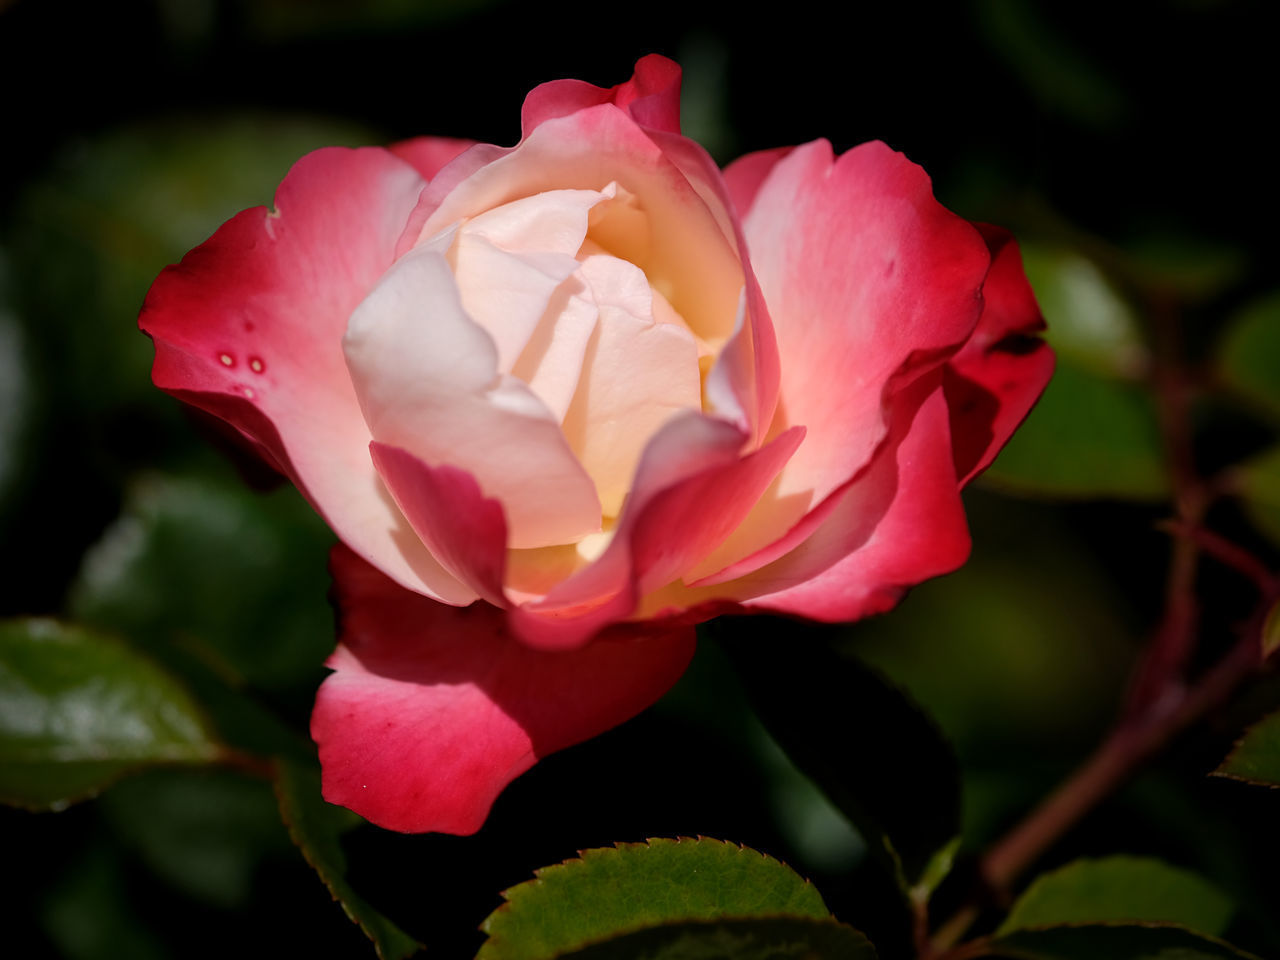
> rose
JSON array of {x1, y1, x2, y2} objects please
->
[{"x1": 141, "y1": 55, "x2": 1052, "y2": 834}]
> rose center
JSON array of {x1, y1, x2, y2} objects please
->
[{"x1": 445, "y1": 183, "x2": 705, "y2": 520}]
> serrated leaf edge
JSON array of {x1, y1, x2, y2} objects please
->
[
  {"x1": 542, "y1": 914, "x2": 878, "y2": 960},
  {"x1": 273, "y1": 761, "x2": 422, "y2": 960},
  {"x1": 987, "y1": 920, "x2": 1263, "y2": 960},
  {"x1": 1210, "y1": 709, "x2": 1280, "y2": 789}
]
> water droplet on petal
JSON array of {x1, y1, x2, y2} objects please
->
[
  {"x1": 242, "y1": 386, "x2": 255, "y2": 399},
  {"x1": 219, "y1": 352, "x2": 235, "y2": 367},
  {"x1": 249, "y1": 356, "x2": 265, "y2": 373}
]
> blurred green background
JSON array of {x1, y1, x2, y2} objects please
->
[{"x1": 2, "y1": 0, "x2": 1278, "y2": 957}]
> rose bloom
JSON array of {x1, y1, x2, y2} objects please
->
[{"x1": 141, "y1": 56, "x2": 1052, "y2": 833}]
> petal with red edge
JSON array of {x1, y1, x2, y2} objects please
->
[
  {"x1": 343, "y1": 246, "x2": 602, "y2": 549},
  {"x1": 389, "y1": 137, "x2": 477, "y2": 180},
  {"x1": 946, "y1": 224, "x2": 1055, "y2": 484},
  {"x1": 140, "y1": 146, "x2": 474, "y2": 605},
  {"x1": 695, "y1": 140, "x2": 989, "y2": 578},
  {"x1": 520, "y1": 53, "x2": 683, "y2": 137},
  {"x1": 513, "y1": 414, "x2": 802, "y2": 651},
  {"x1": 721, "y1": 147, "x2": 793, "y2": 221},
  {"x1": 370, "y1": 442, "x2": 508, "y2": 607},
  {"x1": 313, "y1": 546, "x2": 696, "y2": 834},
  {"x1": 738, "y1": 380, "x2": 971, "y2": 621},
  {"x1": 415, "y1": 105, "x2": 744, "y2": 357}
]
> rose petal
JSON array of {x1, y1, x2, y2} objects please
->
[
  {"x1": 513, "y1": 414, "x2": 803, "y2": 650},
  {"x1": 737, "y1": 379, "x2": 971, "y2": 621},
  {"x1": 389, "y1": 137, "x2": 477, "y2": 180},
  {"x1": 370, "y1": 442, "x2": 508, "y2": 606},
  {"x1": 343, "y1": 246, "x2": 602, "y2": 549},
  {"x1": 313, "y1": 546, "x2": 696, "y2": 834},
  {"x1": 686, "y1": 139, "x2": 990, "y2": 581},
  {"x1": 945, "y1": 224, "x2": 1055, "y2": 484},
  {"x1": 140, "y1": 146, "x2": 475, "y2": 604},
  {"x1": 563, "y1": 254, "x2": 702, "y2": 516},
  {"x1": 722, "y1": 146, "x2": 794, "y2": 221},
  {"x1": 645, "y1": 129, "x2": 782, "y2": 444},
  {"x1": 415, "y1": 104, "x2": 744, "y2": 358},
  {"x1": 520, "y1": 53, "x2": 683, "y2": 137}
]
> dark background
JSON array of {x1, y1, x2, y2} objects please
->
[{"x1": 1, "y1": 1, "x2": 1277, "y2": 957}]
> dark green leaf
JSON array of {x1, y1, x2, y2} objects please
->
[
  {"x1": 0, "y1": 618, "x2": 220, "y2": 810},
  {"x1": 1263, "y1": 600, "x2": 1280, "y2": 660},
  {"x1": 719, "y1": 619, "x2": 960, "y2": 895},
  {"x1": 40, "y1": 844, "x2": 167, "y2": 960},
  {"x1": 548, "y1": 917, "x2": 877, "y2": 960},
  {"x1": 275, "y1": 759, "x2": 421, "y2": 960},
  {"x1": 9, "y1": 116, "x2": 376, "y2": 417},
  {"x1": 103, "y1": 769, "x2": 292, "y2": 909},
  {"x1": 998, "y1": 856, "x2": 1233, "y2": 936},
  {"x1": 69, "y1": 471, "x2": 335, "y2": 693},
  {"x1": 981, "y1": 361, "x2": 1168, "y2": 500},
  {"x1": 0, "y1": 250, "x2": 31, "y2": 511},
  {"x1": 1217, "y1": 292, "x2": 1280, "y2": 423},
  {"x1": 1213, "y1": 710, "x2": 1280, "y2": 788},
  {"x1": 1232, "y1": 446, "x2": 1280, "y2": 548},
  {"x1": 477, "y1": 838, "x2": 830, "y2": 960},
  {"x1": 1018, "y1": 243, "x2": 1147, "y2": 380},
  {"x1": 984, "y1": 923, "x2": 1261, "y2": 959}
]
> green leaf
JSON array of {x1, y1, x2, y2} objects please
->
[
  {"x1": 9, "y1": 116, "x2": 376, "y2": 418},
  {"x1": 103, "y1": 769, "x2": 292, "y2": 909},
  {"x1": 718, "y1": 619, "x2": 961, "y2": 895},
  {"x1": 984, "y1": 923, "x2": 1261, "y2": 959},
  {"x1": 0, "y1": 618, "x2": 220, "y2": 810},
  {"x1": 1018, "y1": 243, "x2": 1148, "y2": 380},
  {"x1": 1232, "y1": 446, "x2": 1280, "y2": 548},
  {"x1": 1214, "y1": 710, "x2": 1280, "y2": 788},
  {"x1": 1263, "y1": 600, "x2": 1280, "y2": 660},
  {"x1": 981, "y1": 361, "x2": 1168, "y2": 500},
  {"x1": 0, "y1": 250, "x2": 31, "y2": 510},
  {"x1": 477, "y1": 838, "x2": 831, "y2": 960},
  {"x1": 545, "y1": 917, "x2": 877, "y2": 960},
  {"x1": 1218, "y1": 292, "x2": 1280, "y2": 423},
  {"x1": 275, "y1": 759, "x2": 421, "y2": 960},
  {"x1": 69, "y1": 471, "x2": 335, "y2": 693},
  {"x1": 40, "y1": 844, "x2": 167, "y2": 960},
  {"x1": 997, "y1": 856, "x2": 1233, "y2": 937}
]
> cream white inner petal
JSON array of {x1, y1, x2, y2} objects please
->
[
  {"x1": 343, "y1": 246, "x2": 602, "y2": 551},
  {"x1": 562, "y1": 254, "x2": 702, "y2": 517},
  {"x1": 509, "y1": 273, "x2": 599, "y2": 423}
]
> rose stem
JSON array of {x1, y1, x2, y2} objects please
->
[{"x1": 931, "y1": 285, "x2": 1278, "y2": 955}]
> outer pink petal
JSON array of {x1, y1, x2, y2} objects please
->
[
  {"x1": 945, "y1": 224, "x2": 1055, "y2": 484},
  {"x1": 688, "y1": 139, "x2": 989, "y2": 581},
  {"x1": 520, "y1": 53, "x2": 683, "y2": 137},
  {"x1": 746, "y1": 139, "x2": 988, "y2": 501},
  {"x1": 140, "y1": 147, "x2": 474, "y2": 605},
  {"x1": 389, "y1": 136, "x2": 477, "y2": 180},
  {"x1": 313, "y1": 546, "x2": 696, "y2": 834},
  {"x1": 737, "y1": 378, "x2": 971, "y2": 620},
  {"x1": 721, "y1": 147, "x2": 793, "y2": 221},
  {"x1": 369, "y1": 442, "x2": 508, "y2": 607}
]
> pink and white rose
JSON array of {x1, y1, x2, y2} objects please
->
[{"x1": 141, "y1": 55, "x2": 1053, "y2": 833}]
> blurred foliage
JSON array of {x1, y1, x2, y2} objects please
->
[
  {"x1": 724, "y1": 619, "x2": 962, "y2": 896},
  {"x1": 1, "y1": 0, "x2": 1277, "y2": 957}
]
